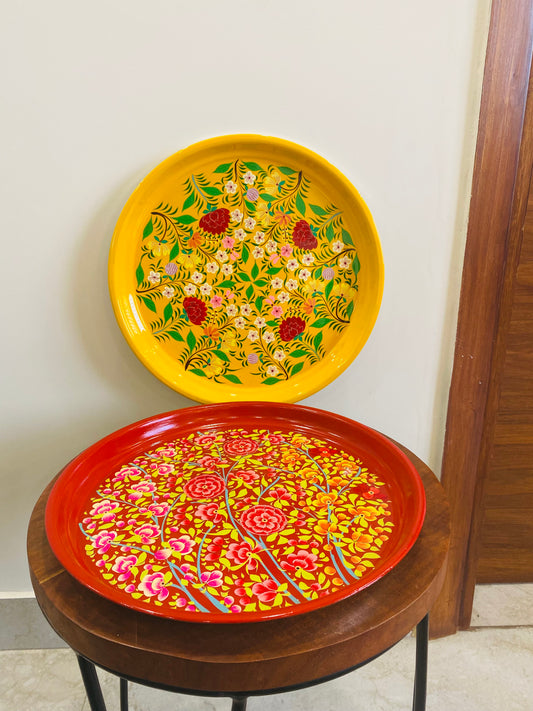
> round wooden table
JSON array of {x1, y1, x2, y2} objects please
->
[{"x1": 27, "y1": 442, "x2": 449, "y2": 711}]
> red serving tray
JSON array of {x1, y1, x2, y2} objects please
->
[{"x1": 45, "y1": 402, "x2": 425, "y2": 623}]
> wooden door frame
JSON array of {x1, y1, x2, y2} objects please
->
[{"x1": 430, "y1": 0, "x2": 533, "y2": 638}]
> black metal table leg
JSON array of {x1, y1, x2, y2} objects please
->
[
  {"x1": 77, "y1": 655, "x2": 108, "y2": 711},
  {"x1": 412, "y1": 614, "x2": 429, "y2": 711},
  {"x1": 120, "y1": 677, "x2": 128, "y2": 711},
  {"x1": 231, "y1": 696, "x2": 248, "y2": 711}
]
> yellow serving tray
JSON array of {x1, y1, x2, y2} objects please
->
[{"x1": 109, "y1": 135, "x2": 383, "y2": 403}]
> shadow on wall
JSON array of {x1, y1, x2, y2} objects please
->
[{"x1": 68, "y1": 167, "x2": 194, "y2": 415}]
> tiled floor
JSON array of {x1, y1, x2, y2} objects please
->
[{"x1": 1, "y1": 627, "x2": 532, "y2": 711}]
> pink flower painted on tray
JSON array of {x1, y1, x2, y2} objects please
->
[
  {"x1": 280, "y1": 549, "x2": 318, "y2": 572},
  {"x1": 134, "y1": 523, "x2": 161, "y2": 544},
  {"x1": 239, "y1": 505, "x2": 287, "y2": 536},
  {"x1": 131, "y1": 481, "x2": 157, "y2": 494},
  {"x1": 200, "y1": 570, "x2": 223, "y2": 588},
  {"x1": 251, "y1": 579, "x2": 278, "y2": 604},
  {"x1": 138, "y1": 572, "x2": 169, "y2": 601},
  {"x1": 89, "y1": 499, "x2": 119, "y2": 522},
  {"x1": 169, "y1": 535, "x2": 195, "y2": 554},
  {"x1": 147, "y1": 502, "x2": 170, "y2": 517},
  {"x1": 92, "y1": 530, "x2": 117, "y2": 554},
  {"x1": 223, "y1": 438, "x2": 259, "y2": 457},
  {"x1": 112, "y1": 554, "x2": 138, "y2": 582},
  {"x1": 195, "y1": 503, "x2": 222, "y2": 523},
  {"x1": 184, "y1": 475, "x2": 226, "y2": 499}
]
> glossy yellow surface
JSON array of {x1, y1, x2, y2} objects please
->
[{"x1": 109, "y1": 135, "x2": 384, "y2": 403}]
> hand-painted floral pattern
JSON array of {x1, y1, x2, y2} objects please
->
[
  {"x1": 80, "y1": 427, "x2": 394, "y2": 618},
  {"x1": 133, "y1": 159, "x2": 361, "y2": 386}
]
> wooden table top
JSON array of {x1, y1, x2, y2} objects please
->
[{"x1": 27, "y1": 441, "x2": 449, "y2": 695}]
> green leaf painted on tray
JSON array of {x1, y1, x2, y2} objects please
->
[
  {"x1": 223, "y1": 373, "x2": 242, "y2": 384},
  {"x1": 141, "y1": 296, "x2": 157, "y2": 313},
  {"x1": 290, "y1": 349, "x2": 307, "y2": 358},
  {"x1": 346, "y1": 301, "x2": 355, "y2": 319},
  {"x1": 342, "y1": 228, "x2": 354, "y2": 246},
  {"x1": 244, "y1": 162, "x2": 262, "y2": 172},
  {"x1": 176, "y1": 214, "x2": 197, "y2": 225},
  {"x1": 169, "y1": 331, "x2": 184, "y2": 341},
  {"x1": 278, "y1": 166, "x2": 296, "y2": 175},
  {"x1": 291, "y1": 362, "x2": 305, "y2": 376},
  {"x1": 191, "y1": 368, "x2": 206, "y2": 377},
  {"x1": 255, "y1": 279, "x2": 267, "y2": 287},
  {"x1": 313, "y1": 331, "x2": 323, "y2": 350},
  {"x1": 324, "y1": 279, "x2": 334, "y2": 301},
  {"x1": 218, "y1": 280, "x2": 235, "y2": 288},
  {"x1": 183, "y1": 194, "x2": 195, "y2": 210},
  {"x1": 251, "y1": 263, "x2": 259, "y2": 280},
  {"x1": 266, "y1": 320, "x2": 278, "y2": 327},
  {"x1": 326, "y1": 223, "x2": 335, "y2": 243},
  {"x1": 244, "y1": 200, "x2": 256, "y2": 213},
  {"x1": 260, "y1": 193, "x2": 277, "y2": 202},
  {"x1": 186, "y1": 330, "x2": 196, "y2": 350},
  {"x1": 267, "y1": 267, "x2": 283, "y2": 275},
  {"x1": 241, "y1": 243, "x2": 250, "y2": 263},
  {"x1": 310, "y1": 317, "x2": 330, "y2": 328},
  {"x1": 214, "y1": 163, "x2": 232, "y2": 173},
  {"x1": 310, "y1": 204, "x2": 327, "y2": 216},
  {"x1": 163, "y1": 303, "x2": 173, "y2": 323},
  {"x1": 212, "y1": 350, "x2": 230, "y2": 361},
  {"x1": 263, "y1": 377, "x2": 281, "y2": 385},
  {"x1": 203, "y1": 186, "x2": 223, "y2": 197},
  {"x1": 238, "y1": 272, "x2": 251, "y2": 282},
  {"x1": 246, "y1": 284, "x2": 254, "y2": 300},
  {"x1": 352, "y1": 253, "x2": 360, "y2": 276},
  {"x1": 295, "y1": 193, "x2": 306, "y2": 216},
  {"x1": 143, "y1": 219, "x2": 153, "y2": 238},
  {"x1": 255, "y1": 295, "x2": 263, "y2": 311},
  {"x1": 135, "y1": 264, "x2": 144, "y2": 286},
  {"x1": 169, "y1": 243, "x2": 180, "y2": 260}
]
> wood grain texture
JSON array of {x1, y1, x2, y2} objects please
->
[
  {"x1": 430, "y1": 0, "x2": 533, "y2": 637},
  {"x1": 28, "y1": 443, "x2": 449, "y2": 695},
  {"x1": 475, "y1": 135, "x2": 533, "y2": 584}
]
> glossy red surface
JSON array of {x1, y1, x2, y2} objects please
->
[{"x1": 45, "y1": 403, "x2": 425, "y2": 622}]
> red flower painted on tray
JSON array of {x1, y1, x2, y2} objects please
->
[
  {"x1": 183, "y1": 296, "x2": 207, "y2": 325},
  {"x1": 184, "y1": 475, "x2": 226, "y2": 499},
  {"x1": 229, "y1": 469, "x2": 260, "y2": 484},
  {"x1": 239, "y1": 504, "x2": 287, "y2": 536},
  {"x1": 251, "y1": 578, "x2": 278, "y2": 604},
  {"x1": 281, "y1": 549, "x2": 318, "y2": 572},
  {"x1": 292, "y1": 219, "x2": 318, "y2": 249},
  {"x1": 199, "y1": 208, "x2": 230, "y2": 235},
  {"x1": 279, "y1": 317, "x2": 306, "y2": 342},
  {"x1": 195, "y1": 502, "x2": 222, "y2": 522},
  {"x1": 227, "y1": 541, "x2": 259, "y2": 571},
  {"x1": 205, "y1": 536, "x2": 225, "y2": 561},
  {"x1": 223, "y1": 438, "x2": 259, "y2": 456}
]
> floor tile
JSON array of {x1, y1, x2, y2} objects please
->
[{"x1": 1, "y1": 627, "x2": 532, "y2": 711}]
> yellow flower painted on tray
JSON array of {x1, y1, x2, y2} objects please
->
[
  {"x1": 204, "y1": 356, "x2": 224, "y2": 378},
  {"x1": 255, "y1": 200, "x2": 272, "y2": 227},
  {"x1": 264, "y1": 170, "x2": 282, "y2": 194},
  {"x1": 147, "y1": 240, "x2": 171, "y2": 257},
  {"x1": 178, "y1": 253, "x2": 200, "y2": 270}
]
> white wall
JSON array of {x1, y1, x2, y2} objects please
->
[{"x1": 0, "y1": 1, "x2": 491, "y2": 592}]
